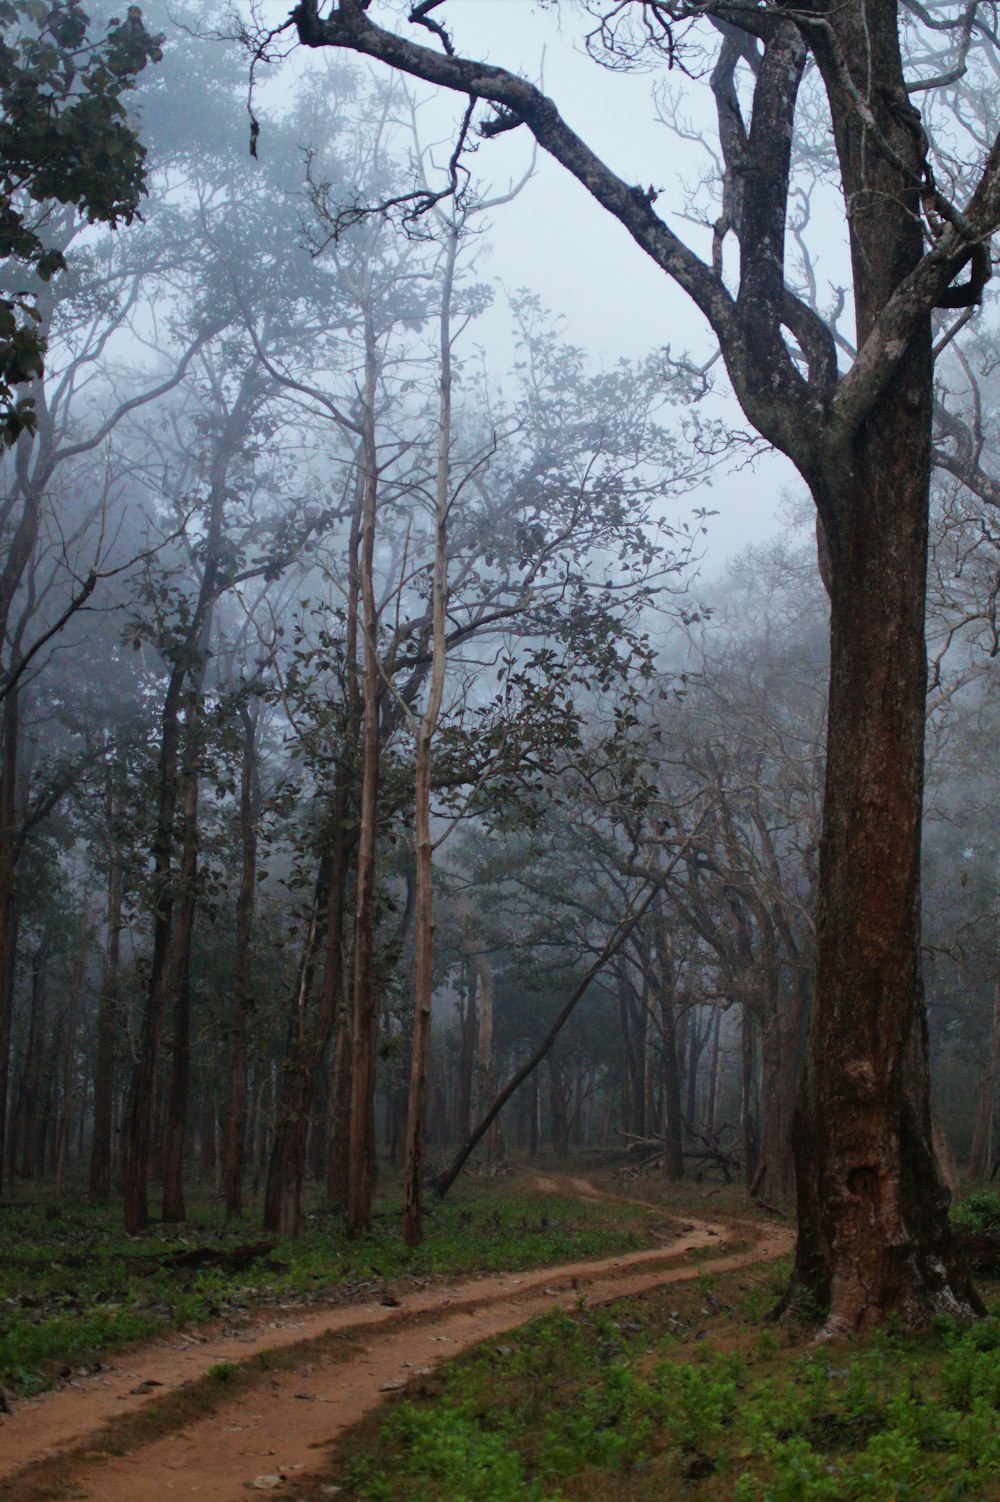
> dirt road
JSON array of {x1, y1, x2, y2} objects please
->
[{"x1": 1, "y1": 1182, "x2": 791, "y2": 1501}]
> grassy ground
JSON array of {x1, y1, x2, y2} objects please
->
[
  {"x1": 288, "y1": 1190, "x2": 1000, "y2": 1502},
  {"x1": 0, "y1": 1169, "x2": 673, "y2": 1396}
]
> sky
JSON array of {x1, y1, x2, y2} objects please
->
[
  {"x1": 259, "y1": 0, "x2": 806, "y2": 573},
  {"x1": 413, "y1": 0, "x2": 805, "y2": 568}
]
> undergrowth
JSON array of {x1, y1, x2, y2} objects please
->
[
  {"x1": 316, "y1": 1261, "x2": 1000, "y2": 1502},
  {"x1": 0, "y1": 1177, "x2": 665, "y2": 1395}
]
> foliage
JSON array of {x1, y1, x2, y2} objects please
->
[
  {"x1": 952, "y1": 1191, "x2": 1000, "y2": 1234},
  {"x1": 329, "y1": 1268, "x2": 1000, "y2": 1502},
  {"x1": 0, "y1": 0, "x2": 161, "y2": 440}
]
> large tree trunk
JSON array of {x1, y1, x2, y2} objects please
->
[{"x1": 791, "y1": 326, "x2": 981, "y2": 1328}]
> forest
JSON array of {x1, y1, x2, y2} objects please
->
[{"x1": 4, "y1": 0, "x2": 1000, "y2": 1499}]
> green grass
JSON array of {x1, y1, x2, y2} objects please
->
[
  {"x1": 309, "y1": 1263, "x2": 1000, "y2": 1502},
  {"x1": 0, "y1": 1177, "x2": 666, "y2": 1395},
  {"x1": 952, "y1": 1188, "x2": 1000, "y2": 1234}
]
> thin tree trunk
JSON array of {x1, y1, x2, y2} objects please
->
[
  {"x1": 55, "y1": 904, "x2": 89, "y2": 1197},
  {"x1": 473, "y1": 944, "x2": 501, "y2": 1167},
  {"x1": 704, "y1": 1008, "x2": 722, "y2": 1135},
  {"x1": 13, "y1": 943, "x2": 47, "y2": 1180},
  {"x1": 641, "y1": 974, "x2": 655, "y2": 1140},
  {"x1": 262, "y1": 859, "x2": 332, "y2": 1235},
  {"x1": 122, "y1": 550, "x2": 222, "y2": 1234},
  {"x1": 326, "y1": 986, "x2": 352, "y2": 1210},
  {"x1": 222, "y1": 704, "x2": 259, "y2": 1218},
  {"x1": 402, "y1": 223, "x2": 456, "y2": 1247},
  {"x1": 347, "y1": 305, "x2": 381, "y2": 1238},
  {"x1": 652, "y1": 909, "x2": 683, "y2": 1179},
  {"x1": 741, "y1": 1005, "x2": 759, "y2": 1190},
  {"x1": 161, "y1": 758, "x2": 201, "y2": 1224},
  {"x1": 969, "y1": 966, "x2": 1000, "y2": 1181},
  {"x1": 456, "y1": 959, "x2": 476, "y2": 1145},
  {"x1": 0, "y1": 689, "x2": 19, "y2": 1193},
  {"x1": 89, "y1": 761, "x2": 124, "y2": 1202}
]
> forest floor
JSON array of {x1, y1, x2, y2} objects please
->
[
  {"x1": 0, "y1": 1166, "x2": 788, "y2": 1500},
  {"x1": 6, "y1": 1171, "x2": 997, "y2": 1502}
]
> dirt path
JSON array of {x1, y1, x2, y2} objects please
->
[{"x1": 1, "y1": 1182, "x2": 791, "y2": 1501}]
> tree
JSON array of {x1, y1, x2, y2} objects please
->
[
  {"x1": 279, "y1": 0, "x2": 1000, "y2": 1330},
  {"x1": 0, "y1": 0, "x2": 161, "y2": 442}
]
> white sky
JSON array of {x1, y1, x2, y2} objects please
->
[
  {"x1": 419, "y1": 0, "x2": 803, "y2": 568},
  {"x1": 260, "y1": 0, "x2": 805, "y2": 572}
]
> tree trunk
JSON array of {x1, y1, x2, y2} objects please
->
[
  {"x1": 266, "y1": 459, "x2": 361, "y2": 1237},
  {"x1": 222, "y1": 704, "x2": 259, "y2": 1219},
  {"x1": 529, "y1": 1065, "x2": 540, "y2": 1157},
  {"x1": 89, "y1": 763, "x2": 124, "y2": 1203},
  {"x1": 473, "y1": 942, "x2": 501, "y2": 1167},
  {"x1": 741, "y1": 1005, "x2": 759, "y2": 1190},
  {"x1": 0, "y1": 689, "x2": 19, "y2": 1192},
  {"x1": 326, "y1": 987, "x2": 352, "y2": 1210},
  {"x1": 969, "y1": 967, "x2": 1000, "y2": 1181},
  {"x1": 641, "y1": 974, "x2": 655, "y2": 1140},
  {"x1": 55, "y1": 904, "x2": 89, "y2": 1198},
  {"x1": 347, "y1": 310, "x2": 382, "y2": 1237},
  {"x1": 703, "y1": 1008, "x2": 721, "y2": 1135},
  {"x1": 548, "y1": 1050, "x2": 570, "y2": 1158},
  {"x1": 456, "y1": 959, "x2": 476, "y2": 1146},
  {"x1": 161, "y1": 760, "x2": 201, "y2": 1224},
  {"x1": 402, "y1": 223, "x2": 455, "y2": 1247},
  {"x1": 264, "y1": 900, "x2": 326, "y2": 1234},
  {"x1": 122, "y1": 370, "x2": 257, "y2": 1234},
  {"x1": 652, "y1": 909, "x2": 683, "y2": 1179},
  {"x1": 792, "y1": 303, "x2": 981, "y2": 1329}
]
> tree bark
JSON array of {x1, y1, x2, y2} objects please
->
[
  {"x1": 456, "y1": 958, "x2": 475, "y2": 1146},
  {"x1": 89, "y1": 760, "x2": 124, "y2": 1202},
  {"x1": 791, "y1": 316, "x2": 980, "y2": 1327},
  {"x1": 55, "y1": 904, "x2": 89, "y2": 1198},
  {"x1": 402, "y1": 222, "x2": 455, "y2": 1247},
  {"x1": 121, "y1": 478, "x2": 231, "y2": 1231},
  {"x1": 473, "y1": 942, "x2": 502, "y2": 1167},
  {"x1": 0, "y1": 688, "x2": 20, "y2": 1192},
  {"x1": 222, "y1": 703, "x2": 260, "y2": 1219},
  {"x1": 969, "y1": 965, "x2": 1000, "y2": 1181},
  {"x1": 648, "y1": 912, "x2": 682, "y2": 1179},
  {"x1": 347, "y1": 305, "x2": 382, "y2": 1238},
  {"x1": 161, "y1": 755, "x2": 201, "y2": 1224}
]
